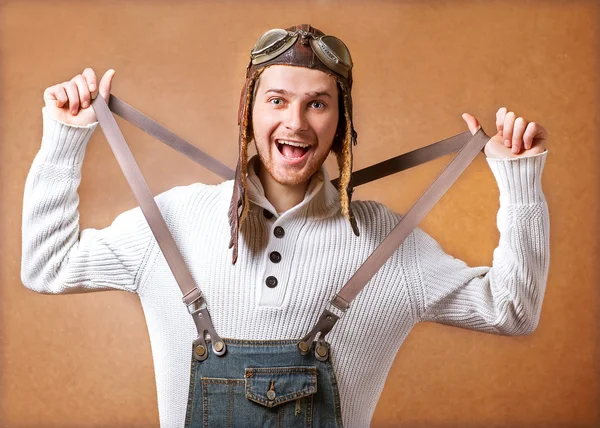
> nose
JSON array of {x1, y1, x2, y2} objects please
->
[{"x1": 283, "y1": 102, "x2": 308, "y2": 133}]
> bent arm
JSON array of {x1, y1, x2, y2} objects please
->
[
  {"x1": 415, "y1": 151, "x2": 550, "y2": 335},
  {"x1": 21, "y1": 109, "x2": 152, "y2": 294}
]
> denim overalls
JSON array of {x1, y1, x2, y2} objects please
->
[
  {"x1": 181, "y1": 289, "x2": 346, "y2": 427},
  {"x1": 184, "y1": 339, "x2": 343, "y2": 427}
]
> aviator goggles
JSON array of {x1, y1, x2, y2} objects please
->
[{"x1": 250, "y1": 28, "x2": 353, "y2": 78}]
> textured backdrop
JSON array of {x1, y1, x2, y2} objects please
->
[{"x1": 1, "y1": 0, "x2": 598, "y2": 427}]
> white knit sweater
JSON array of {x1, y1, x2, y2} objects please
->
[{"x1": 21, "y1": 109, "x2": 550, "y2": 427}]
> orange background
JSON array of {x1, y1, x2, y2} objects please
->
[{"x1": 1, "y1": 1, "x2": 598, "y2": 427}]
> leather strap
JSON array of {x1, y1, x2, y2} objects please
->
[
  {"x1": 106, "y1": 96, "x2": 472, "y2": 190},
  {"x1": 331, "y1": 130, "x2": 474, "y2": 188},
  {"x1": 298, "y1": 128, "x2": 490, "y2": 360},
  {"x1": 108, "y1": 95, "x2": 235, "y2": 180},
  {"x1": 91, "y1": 95, "x2": 226, "y2": 360},
  {"x1": 91, "y1": 93, "x2": 490, "y2": 362},
  {"x1": 335, "y1": 128, "x2": 489, "y2": 309}
]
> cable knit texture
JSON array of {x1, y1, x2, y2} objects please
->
[{"x1": 21, "y1": 108, "x2": 550, "y2": 427}]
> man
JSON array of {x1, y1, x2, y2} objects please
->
[{"x1": 22, "y1": 25, "x2": 549, "y2": 427}]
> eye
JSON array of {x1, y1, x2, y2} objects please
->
[
  {"x1": 269, "y1": 97, "x2": 284, "y2": 106},
  {"x1": 310, "y1": 101, "x2": 325, "y2": 109}
]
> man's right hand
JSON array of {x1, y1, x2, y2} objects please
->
[{"x1": 43, "y1": 68, "x2": 115, "y2": 126}]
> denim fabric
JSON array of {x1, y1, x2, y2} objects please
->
[{"x1": 184, "y1": 339, "x2": 344, "y2": 428}]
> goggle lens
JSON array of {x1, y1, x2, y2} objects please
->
[{"x1": 250, "y1": 28, "x2": 352, "y2": 78}]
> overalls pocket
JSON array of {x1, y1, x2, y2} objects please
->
[
  {"x1": 200, "y1": 366, "x2": 317, "y2": 428},
  {"x1": 245, "y1": 366, "x2": 317, "y2": 407}
]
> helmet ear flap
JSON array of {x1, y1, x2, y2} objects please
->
[
  {"x1": 331, "y1": 82, "x2": 346, "y2": 155},
  {"x1": 334, "y1": 87, "x2": 359, "y2": 237},
  {"x1": 229, "y1": 71, "x2": 263, "y2": 264}
]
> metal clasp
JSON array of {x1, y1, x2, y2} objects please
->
[
  {"x1": 183, "y1": 287, "x2": 203, "y2": 313},
  {"x1": 183, "y1": 289, "x2": 227, "y2": 361},
  {"x1": 190, "y1": 307, "x2": 227, "y2": 361},
  {"x1": 297, "y1": 309, "x2": 340, "y2": 362}
]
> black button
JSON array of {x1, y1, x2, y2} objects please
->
[
  {"x1": 273, "y1": 226, "x2": 285, "y2": 238},
  {"x1": 265, "y1": 276, "x2": 278, "y2": 288},
  {"x1": 263, "y1": 209, "x2": 274, "y2": 219},
  {"x1": 269, "y1": 251, "x2": 281, "y2": 263}
]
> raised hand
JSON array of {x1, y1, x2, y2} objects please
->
[
  {"x1": 462, "y1": 108, "x2": 548, "y2": 159},
  {"x1": 43, "y1": 68, "x2": 115, "y2": 126}
]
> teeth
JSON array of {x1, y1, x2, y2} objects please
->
[{"x1": 278, "y1": 140, "x2": 310, "y2": 148}]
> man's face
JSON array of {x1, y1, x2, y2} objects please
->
[{"x1": 251, "y1": 65, "x2": 339, "y2": 186}]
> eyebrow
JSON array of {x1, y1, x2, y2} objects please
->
[{"x1": 264, "y1": 88, "x2": 332, "y2": 98}]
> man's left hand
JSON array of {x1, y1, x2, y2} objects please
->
[{"x1": 462, "y1": 108, "x2": 548, "y2": 158}]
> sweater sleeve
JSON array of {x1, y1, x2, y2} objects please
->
[
  {"x1": 20, "y1": 108, "x2": 154, "y2": 295},
  {"x1": 414, "y1": 150, "x2": 550, "y2": 335}
]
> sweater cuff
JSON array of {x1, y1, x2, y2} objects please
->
[
  {"x1": 485, "y1": 150, "x2": 548, "y2": 205},
  {"x1": 40, "y1": 107, "x2": 99, "y2": 167}
]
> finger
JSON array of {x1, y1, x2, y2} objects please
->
[
  {"x1": 82, "y1": 68, "x2": 97, "y2": 93},
  {"x1": 44, "y1": 84, "x2": 68, "y2": 108},
  {"x1": 62, "y1": 81, "x2": 80, "y2": 115},
  {"x1": 502, "y1": 111, "x2": 516, "y2": 147},
  {"x1": 496, "y1": 107, "x2": 507, "y2": 135},
  {"x1": 72, "y1": 74, "x2": 91, "y2": 109},
  {"x1": 461, "y1": 113, "x2": 481, "y2": 135},
  {"x1": 523, "y1": 121, "x2": 547, "y2": 150},
  {"x1": 98, "y1": 69, "x2": 115, "y2": 101},
  {"x1": 511, "y1": 117, "x2": 527, "y2": 154}
]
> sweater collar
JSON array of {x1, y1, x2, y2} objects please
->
[{"x1": 245, "y1": 155, "x2": 340, "y2": 220}]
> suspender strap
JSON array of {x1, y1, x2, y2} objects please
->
[
  {"x1": 337, "y1": 128, "x2": 489, "y2": 307},
  {"x1": 108, "y1": 95, "x2": 235, "y2": 180},
  {"x1": 299, "y1": 128, "x2": 490, "y2": 361},
  {"x1": 332, "y1": 130, "x2": 474, "y2": 188},
  {"x1": 91, "y1": 92, "x2": 490, "y2": 362},
  {"x1": 107, "y1": 95, "x2": 472, "y2": 190},
  {"x1": 91, "y1": 95, "x2": 226, "y2": 361}
]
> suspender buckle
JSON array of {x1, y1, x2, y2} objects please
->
[
  {"x1": 187, "y1": 302, "x2": 206, "y2": 316},
  {"x1": 183, "y1": 287, "x2": 205, "y2": 314},
  {"x1": 330, "y1": 295, "x2": 350, "y2": 312}
]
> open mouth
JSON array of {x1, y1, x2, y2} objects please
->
[{"x1": 276, "y1": 139, "x2": 311, "y2": 159}]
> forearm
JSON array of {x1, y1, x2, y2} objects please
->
[
  {"x1": 417, "y1": 150, "x2": 550, "y2": 335},
  {"x1": 484, "y1": 150, "x2": 550, "y2": 333},
  {"x1": 21, "y1": 109, "x2": 96, "y2": 293},
  {"x1": 21, "y1": 109, "x2": 148, "y2": 294}
]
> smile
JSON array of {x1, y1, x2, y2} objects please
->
[{"x1": 276, "y1": 139, "x2": 311, "y2": 159}]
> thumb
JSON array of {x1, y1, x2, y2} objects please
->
[
  {"x1": 461, "y1": 113, "x2": 481, "y2": 135},
  {"x1": 97, "y1": 69, "x2": 115, "y2": 101}
]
